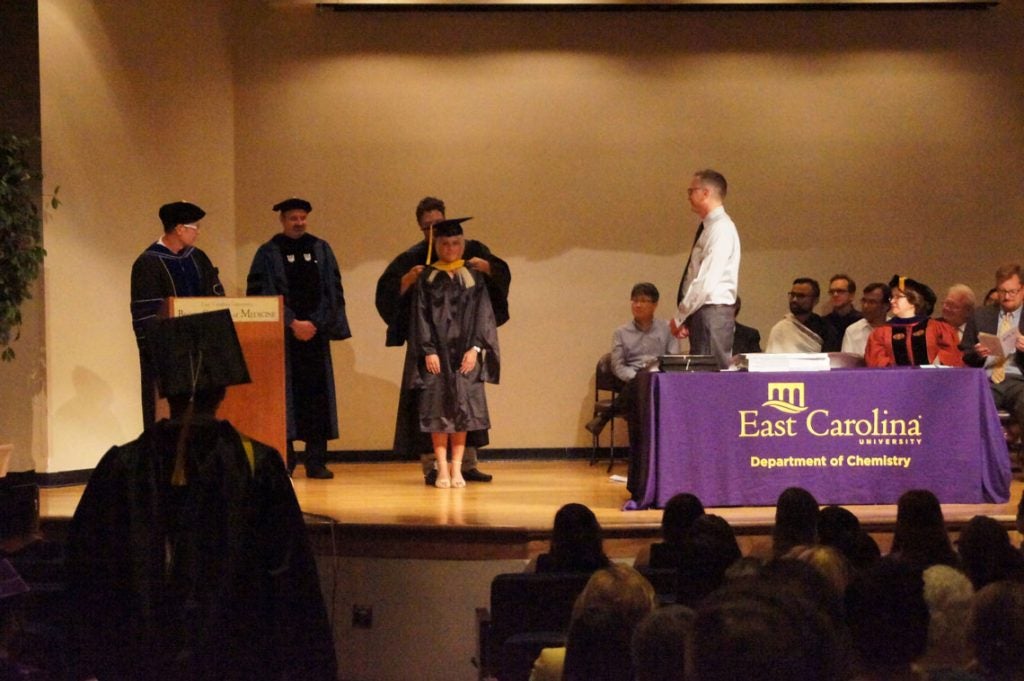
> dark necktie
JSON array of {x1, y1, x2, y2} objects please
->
[{"x1": 677, "y1": 222, "x2": 705, "y2": 305}]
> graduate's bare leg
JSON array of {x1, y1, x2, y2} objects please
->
[
  {"x1": 450, "y1": 432, "x2": 467, "y2": 488},
  {"x1": 431, "y1": 432, "x2": 451, "y2": 489}
]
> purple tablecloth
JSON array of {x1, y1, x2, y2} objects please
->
[{"x1": 625, "y1": 367, "x2": 1011, "y2": 509}]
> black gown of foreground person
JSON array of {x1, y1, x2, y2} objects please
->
[{"x1": 66, "y1": 419, "x2": 337, "y2": 681}]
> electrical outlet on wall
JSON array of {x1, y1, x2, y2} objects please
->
[{"x1": 352, "y1": 604, "x2": 373, "y2": 629}]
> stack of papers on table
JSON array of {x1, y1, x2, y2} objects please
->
[{"x1": 740, "y1": 353, "x2": 831, "y2": 372}]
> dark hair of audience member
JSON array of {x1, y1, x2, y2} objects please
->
[
  {"x1": 890, "y1": 489, "x2": 958, "y2": 570},
  {"x1": 536, "y1": 503, "x2": 610, "y2": 574},
  {"x1": 970, "y1": 580, "x2": 1024, "y2": 681},
  {"x1": 690, "y1": 579, "x2": 844, "y2": 681},
  {"x1": 772, "y1": 487, "x2": 820, "y2": 558},
  {"x1": 956, "y1": 515, "x2": 1024, "y2": 590},
  {"x1": 631, "y1": 604, "x2": 694, "y2": 681},
  {"x1": 845, "y1": 560, "x2": 930, "y2": 680},
  {"x1": 676, "y1": 514, "x2": 742, "y2": 608},
  {"x1": 648, "y1": 493, "x2": 705, "y2": 569},
  {"x1": 817, "y1": 505, "x2": 881, "y2": 573},
  {"x1": 562, "y1": 564, "x2": 657, "y2": 681}
]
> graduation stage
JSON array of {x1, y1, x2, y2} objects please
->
[{"x1": 38, "y1": 458, "x2": 1023, "y2": 560}]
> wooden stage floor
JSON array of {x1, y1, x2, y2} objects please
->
[{"x1": 39, "y1": 459, "x2": 1023, "y2": 561}]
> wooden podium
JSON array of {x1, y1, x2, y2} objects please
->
[{"x1": 158, "y1": 296, "x2": 287, "y2": 457}]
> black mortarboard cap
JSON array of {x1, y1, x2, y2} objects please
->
[
  {"x1": 432, "y1": 217, "x2": 472, "y2": 238},
  {"x1": 889, "y1": 275, "x2": 937, "y2": 314},
  {"x1": 149, "y1": 309, "x2": 251, "y2": 399},
  {"x1": 158, "y1": 201, "x2": 206, "y2": 229},
  {"x1": 272, "y1": 197, "x2": 313, "y2": 213}
]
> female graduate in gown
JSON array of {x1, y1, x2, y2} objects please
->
[
  {"x1": 865, "y1": 275, "x2": 964, "y2": 368},
  {"x1": 408, "y1": 218, "x2": 500, "y2": 488}
]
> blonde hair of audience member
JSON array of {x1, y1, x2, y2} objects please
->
[
  {"x1": 529, "y1": 565, "x2": 657, "y2": 681},
  {"x1": 785, "y1": 545, "x2": 851, "y2": 597},
  {"x1": 571, "y1": 563, "x2": 657, "y2": 624},
  {"x1": 915, "y1": 565, "x2": 974, "y2": 674}
]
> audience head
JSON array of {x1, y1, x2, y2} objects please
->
[
  {"x1": 563, "y1": 564, "x2": 657, "y2": 681},
  {"x1": 690, "y1": 578, "x2": 844, "y2": 681},
  {"x1": 772, "y1": 487, "x2": 819, "y2": 557},
  {"x1": 970, "y1": 580, "x2": 1024, "y2": 680},
  {"x1": 845, "y1": 560, "x2": 930, "y2": 678},
  {"x1": 891, "y1": 489, "x2": 958, "y2": 569},
  {"x1": 784, "y1": 545, "x2": 852, "y2": 598},
  {"x1": 661, "y1": 492, "x2": 705, "y2": 546},
  {"x1": 859, "y1": 282, "x2": 892, "y2": 326},
  {"x1": 548, "y1": 503, "x2": 609, "y2": 572},
  {"x1": 994, "y1": 262, "x2": 1024, "y2": 315},
  {"x1": 941, "y1": 284, "x2": 976, "y2": 328},
  {"x1": 984, "y1": 287, "x2": 1001, "y2": 309},
  {"x1": 917, "y1": 564, "x2": 974, "y2": 672},
  {"x1": 827, "y1": 274, "x2": 856, "y2": 313},
  {"x1": 631, "y1": 604, "x2": 695, "y2": 681},
  {"x1": 956, "y1": 514, "x2": 1024, "y2": 590},
  {"x1": 788, "y1": 278, "x2": 820, "y2": 317},
  {"x1": 818, "y1": 505, "x2": 880, "y2": 573},
  {"x1": 676, "y1": 514, "x2": 742, "y2": 607}
]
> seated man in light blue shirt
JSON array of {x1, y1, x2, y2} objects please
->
[{"x1": 587, "y1": 282, "x2": 679, "y2": 438}]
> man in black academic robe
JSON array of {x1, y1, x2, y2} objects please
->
[
  {"x1": 375, "y1": 196, "x2": 510, "y2": 484},
  {"x1": 130, "y1": 201, "x2": 224, "y2": 428},
  {"x1": 66, "y1": 310, "x2": 337, "y2": 681},
  {"x1": 246, "y1": 198, "x2": 351, "y2": 479}
]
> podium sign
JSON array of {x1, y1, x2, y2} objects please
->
[{"x1": 159, "y1": 297, "x2": 287, "y2": 458}]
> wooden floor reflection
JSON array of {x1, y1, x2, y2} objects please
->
[{"x1": 39, "y1": 459, "x2": 1022, "y2": 560}]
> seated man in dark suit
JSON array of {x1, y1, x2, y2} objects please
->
[
  {"x1": 731, "y1": 296, "x2": 762, "y2": 355},
  {"x1": 962, "y1": 263, "x2": 1024, "y2": 435},
  {"x1": 66, "y1": 310, "x2": 337, "y2": 681}
]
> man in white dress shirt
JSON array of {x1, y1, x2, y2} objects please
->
[
  {"x1": 841, "y1": 282, "x2": 891, "y2": 357},
  {"x1": 670, "y1": 169, "x2": 741, "y2": 369}
]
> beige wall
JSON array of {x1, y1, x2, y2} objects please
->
[
  {"x1": 35, "y1": 0, "x2": 237, "y2": 471},
  {"x1": 19, "y1": 1, "x2": 1024, "y2": 471}
]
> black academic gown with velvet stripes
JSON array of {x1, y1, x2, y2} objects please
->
[{"x1": 65, "y1": 419, "x2": 337, "y2": 681}]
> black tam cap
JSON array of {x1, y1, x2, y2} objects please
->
[
  {"x1": 432, "y1": 217, "x2": 472, "y2": 238},
  {"x1": 149, "y1": 309, "x2": 251, "y2": 399},
  {"x1": 159, "y1": 201, "x2": 205, "y2": 230},
  {"x1": 272, "y1": 197, "x2": 312, "y2": 213},
  {"x1": 889, "y1": 275, "x2": 937, "y2": 314}
]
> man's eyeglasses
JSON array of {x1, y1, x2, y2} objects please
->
[
  {"x1": 828, "y1": 288, "x2": 849, "y2": 295},
  {"x1": 997, "y1": 287, "x2": 1022, "y2": 297},
  {"x1": 788, "y1": 292, "x2": 813, "y2": 300},
  {"x1": 181, "y1": 223, "x2": 200, "y2": 231}
]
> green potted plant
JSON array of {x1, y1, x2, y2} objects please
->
[{"x1": 0, "y1": 132, "x2": 58, "y2": 362}]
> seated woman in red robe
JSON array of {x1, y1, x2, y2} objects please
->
[{"x1": 865, "y1": 275, "x2": 964, "y2": 367}]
